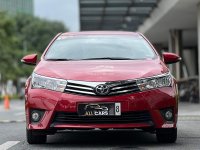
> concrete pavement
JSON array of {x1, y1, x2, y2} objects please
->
[
  {"x1": 178, "y1": 102, "x2": 200, "y2": 121},
  {"x1": 179, "y1": 102, "x2": 200, "y2": 116},
  {"x1": 0, "y1": 100, "x2": 25, "y2": 123},
  {"x1": 0, "y1": 120, "x2": 198, "y2": 150},
  {"x1": 0, "y1": 100, "x2": 200, "y2": 149}
]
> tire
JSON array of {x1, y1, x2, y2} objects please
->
[
  {"x1": 156, "y1": 128, "x2": 177, "y2": 143},
  {"x1": 26, "y1": 129, "x2": 47, "y2": 144}
]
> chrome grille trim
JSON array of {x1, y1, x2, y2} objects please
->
[
  {"x1": 109, "y1": 88, "x2": 140, "y2": 95},
  {"x1": 66, "y1": 84, "x2": 93, "y2": 91},
  {"x1": 67, "y1": 80, "x2": 106, "y2": 87},
  {"x1": 111, "y1": 84, "x2": 138, "y2": 90},
  {"x1": 65, "y1": 88, "x2": 96, "y2": 95},
  {"x1": 64, "y1": 79, "x2": 140, "y2": 96}
]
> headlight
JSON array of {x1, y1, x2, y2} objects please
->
[
  {"x1": 136, "y1": 73, "x2": 172, "y2": 91},
  {"x1": 31, "y1": 73, "x2": 67, "y2": 92}
]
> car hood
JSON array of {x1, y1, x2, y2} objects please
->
[{"x1": 34, "y1": 59, "x2": 169, "y2": 82}]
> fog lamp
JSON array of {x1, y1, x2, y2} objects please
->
[
  {"x1": 32, "y1": 112, "x2": 40, "y2": 122},
  {"x1": 165, "y1": 110, "x2": 173, "y2": 121},
  {"x1": 31, "y1": 110, "x2": 44, "y2": 123},
  {"x1": 160, "y1": 108, "x2": 173, "y2": 121}
]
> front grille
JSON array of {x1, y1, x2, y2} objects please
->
[
  {"x1": 52, "y1": 111, "x2": 152, "y2": 124},
  {"x1": 64, "y1": 80, "x2": 140, "y2": 96}
]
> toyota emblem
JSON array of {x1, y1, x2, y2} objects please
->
[{"x1": 95, "y1": 84, "x2": 110, "y2": 96}]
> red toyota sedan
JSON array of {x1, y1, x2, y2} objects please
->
[{"x1": 22, "y1": 31, "x2": 181, "y2": 144}]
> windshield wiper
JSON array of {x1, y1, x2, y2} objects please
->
[
  {"x1": 80, "y1": 57, "x2": 136, "y2": 60},
  {"x1": 46, "y1": 57, "x2": 139, "y2": 61},
  {"x1": 46, "y1": 58, "x2": 73, "y2": 61}
]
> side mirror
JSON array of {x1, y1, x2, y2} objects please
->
[
  {"x1": 21, "y1": 54, "x2": 37, "y2": 65},
  {"x1": 163, "y1": 52, "x2": 181, "y2": 64}
]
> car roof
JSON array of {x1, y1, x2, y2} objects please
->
[{"x1": 61, "y1": 31, "x2": 141, "y2": 37}]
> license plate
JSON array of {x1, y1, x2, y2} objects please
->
[{"x1": 78, "y1": 103, "x2": 121, "y2": 116}]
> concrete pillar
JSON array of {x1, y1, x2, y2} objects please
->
[
  {"x1": 197, "y1": 3, "x2": 200, "y2": 98},
  {"x1": 168, "y1": 30, "x2": 183, "y2": 80}
]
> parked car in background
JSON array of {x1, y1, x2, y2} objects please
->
[{"x1": 21, "y1": 31, "x2": 181, "y2": 144}]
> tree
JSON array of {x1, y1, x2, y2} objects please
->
[
  {"x1": 0, "y1": 12, "x2": 68, "y2": 83},
  {"x1": 15, "y1": 14, "x2": 67, "y2": 52},
  {"x1": 0, "y1": 12, "x2": 19, "y2": 82}
]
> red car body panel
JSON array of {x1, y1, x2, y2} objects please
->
[
  {"x1": 26, "y1": 86, "x2": 178, "y2": 130},
  {"x1": 34, "y1": 59, "x2": 168, "y2": 82},
  {"x1": 25, "y1": 31, "x2": 178, "y2": 133}
]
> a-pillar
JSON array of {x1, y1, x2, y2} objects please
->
[{"x1": 168, "y1": 29, "x2": 183, "y2": 80}]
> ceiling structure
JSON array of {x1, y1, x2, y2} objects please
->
[
  {"x1": 80, "y1": 0, "x2": 160, "y2": 31},
  {"x1": 138, "y1": 0, "x2": 199, "y2": 47}
]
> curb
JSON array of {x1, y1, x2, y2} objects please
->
[
  {"x1": 0, "y1": 120, "x2": 25, "y2": 123},
  {"x1": 178, "y1": 115, "x2": 200, "y2": 121}
]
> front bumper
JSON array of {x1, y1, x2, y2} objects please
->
[{"x1": 26, "y1": 86, "x2": 178, "y2": 130}]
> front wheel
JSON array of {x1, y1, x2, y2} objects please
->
[
  {"x1": 26, "y1": 129, "x2": 47, "y2": 144},
  {"x1": 156, "y1": 128, "x2": 177, "y2": 143}
]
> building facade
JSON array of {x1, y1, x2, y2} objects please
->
[{"x1": 0, "y1": 0, "x2": 33, "y2": 15}]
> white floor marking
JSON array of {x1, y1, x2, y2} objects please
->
[{"x1": 0, "y1": 141, "x2": 20, "y2": 150}]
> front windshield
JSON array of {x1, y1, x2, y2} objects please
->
[{"x1": 45, "y1": 35, "x2": 156, "y2": 60}]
